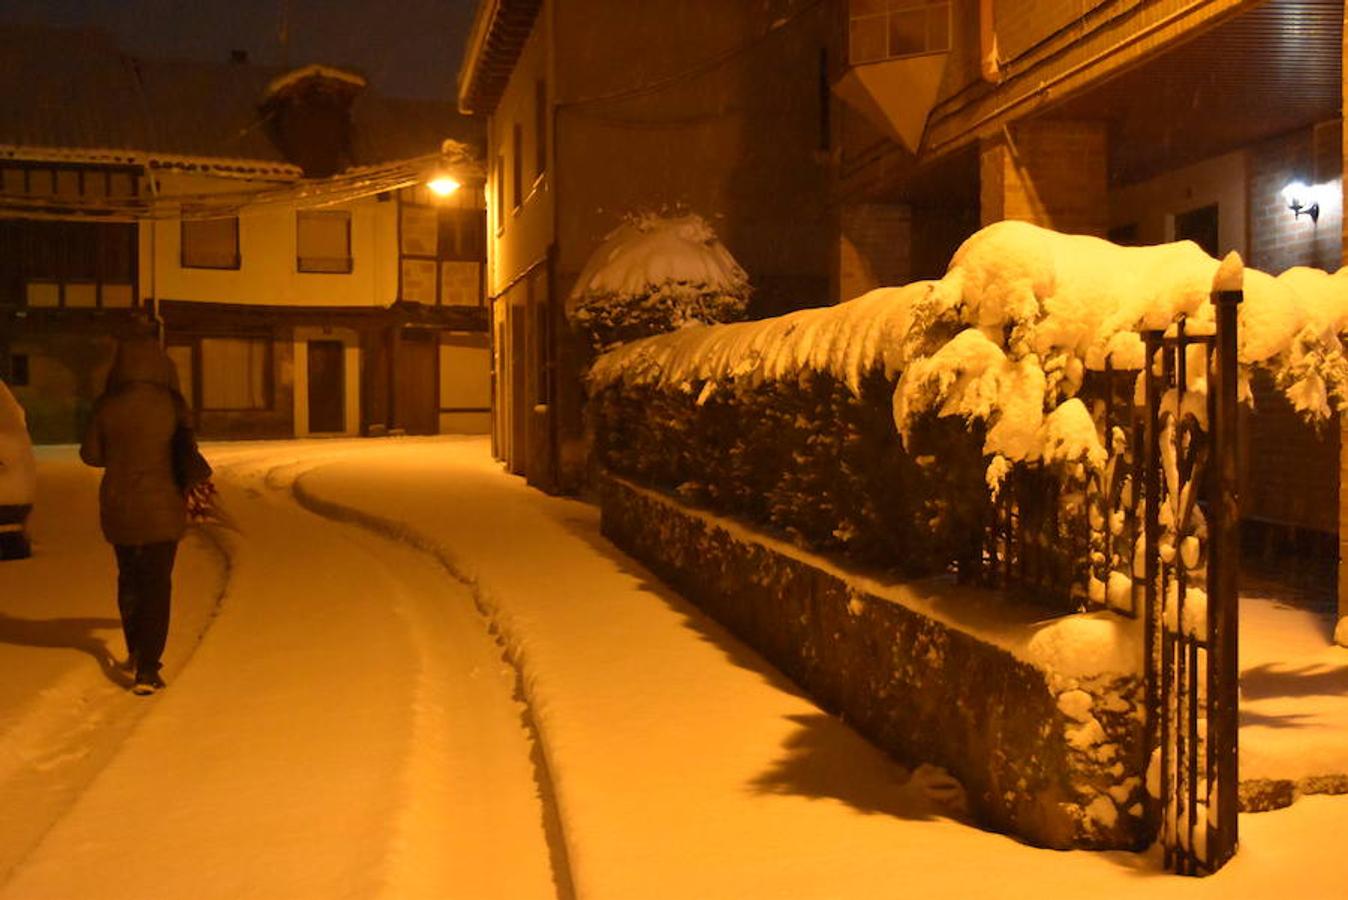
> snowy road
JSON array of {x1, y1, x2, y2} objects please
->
[
  {"x1": 0, "y1": 444, "x2": 556, "y2": 899},
  {"x1": 3, "y1": 437, "x2": 1346, "y2": 899}
]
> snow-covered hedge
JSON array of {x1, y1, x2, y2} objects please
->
[
  {"x1": 568, "y1": 214, "x2": 751, "y2": 352},
  {"x1": 592, "y1": 360, "x2": 989, "y2": 576},
  {"x1": 590, "y1": 221, "x2": 1348, "y2": 588}
]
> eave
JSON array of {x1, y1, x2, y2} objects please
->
[{"x1": 456, "y1": 0, "x2": 542, "y2": 115}]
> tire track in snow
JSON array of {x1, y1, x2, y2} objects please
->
[
  {"x1": 0, "y1": 521, "x2": 232, "y2": 888},
  {"x1": 282, "y1": 461, "x2": 578, "y2": 900}
]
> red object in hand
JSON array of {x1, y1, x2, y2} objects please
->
[{"x1": 186, "y1": 481, "x2": 217, "y2": 522}]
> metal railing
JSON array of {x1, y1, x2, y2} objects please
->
[{"x1": 980, "y1": 289, "x2": 1242, "y2": 874}]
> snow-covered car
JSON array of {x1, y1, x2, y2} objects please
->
[{"x1": 0, "y1": 379, "x2": 37, "y2": 559}]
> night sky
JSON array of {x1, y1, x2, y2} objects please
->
[{"x1": 0, "y1": 0, "x2": 479, "y2": 100}]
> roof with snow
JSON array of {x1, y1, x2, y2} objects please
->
[{"x1": 0, "y1": 25, "x2": 483, "y2": 175}]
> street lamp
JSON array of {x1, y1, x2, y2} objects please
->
[
  {"x1": 1282, "y1": 181, "x2": 1320, "y2": 223},
  {"x1": 427, "y1": 176, "x2": 461, "y2": 198}
]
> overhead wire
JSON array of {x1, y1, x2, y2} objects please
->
[{"x1": 0, "y1": 148, "x2": 480, "y2": 222}]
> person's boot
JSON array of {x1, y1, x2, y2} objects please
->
[{"x1": 131, "y1": 669, "x2": 166, "y2": 696}]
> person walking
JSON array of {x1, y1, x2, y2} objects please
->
[{"x1": 80, "y1": 336, "x2": 203, "y2": 695}]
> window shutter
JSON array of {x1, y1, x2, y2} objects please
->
[
  {"x1": 297, "y1": 211, "x2": 351, "y2": 272},
  {"x1": 182, "y1": 217, "x2": 239, "y2": 268}
]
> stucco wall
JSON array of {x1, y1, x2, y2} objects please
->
[
  {"x1": 553, "y1": 0, "x2": 832, "y2": 318},
  {"x1": 140, "y1": 172, "x2": 398, "y2": 308},
  {"x1": 1109, "y1": 150, "x2": 1248, "y2": 254},
  {"x1": 486, "y1": 4, "x2": 555, "y2": 296}
]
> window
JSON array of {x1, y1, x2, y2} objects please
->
[
  {"x1": 398, "y1": 190, "x2": 485, "y2": 308},
  {"x1": 535, "y1": 79, "x2": 548, "y2": 181},
  {"x1": 182, "y1": 216, "x2": 240, "y2": 269},
  {"x1": 200, "y1": 337, "x2": 270, "y2": 409},
  {"x1": 511, "y1": 123, "x2": 523, "y2": 212},
  {"x1": 0, "y1": 219, "x2": 135, "y2": 308},
  {"x1": 848, "y1": 0, "x2": 950, "y2": 65},
  {"x1": 297, "y1": 210, "x2": 352, "y2": 273},
  {"x1": 439, "y1": 207, "x2": 486, "y2": 262},
  {"x1": 7, "y1": 354, "x2": 29, "y2": 387},
  {"x1": 495, "y1": 154, "x2": 505, "y2": 234}
]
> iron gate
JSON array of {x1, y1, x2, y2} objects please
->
[
  {"x1": 1141, "y1": 289, "x2": 1241, "y2": 875},
  {"x1": 977, "y1": 285, "x2": 1243, "y2": 873}
]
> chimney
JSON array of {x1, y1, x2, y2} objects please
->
[{"x1": 260, "y1": 64, "x2": 367, "y2": 178}]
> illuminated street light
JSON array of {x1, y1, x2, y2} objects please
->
[{"x1": 427, "y1": 176, "x2": 461, "y2": 197}]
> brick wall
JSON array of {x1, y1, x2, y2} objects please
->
[
  {"x1": 1247, "y1": 127, "x2": 1343, "y2": 274},
  {"x1": 992, "y1": 0, "x2": 1112, "y2": 61},
  {"x1": 980, "y1": 120, "x2": 1109, "y2": 236},
  {"x1": 837, "y1": 204, "x2": 912, "y2": 302},
  {"x1": 1245, "y1": 371, "x2": 1339, "y2": 535}
]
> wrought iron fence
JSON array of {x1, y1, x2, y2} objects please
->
[{"x1": 979, "y1": 291, "x2": 1242, "y2": 875}]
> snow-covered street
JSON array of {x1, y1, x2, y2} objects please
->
[{"x1": 1, "y1": 437, "x2": 1346, "y2": 899}]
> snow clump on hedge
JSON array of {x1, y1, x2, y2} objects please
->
[{"x1": 568, "y1": 213, "x2": 752, "y2": 351}]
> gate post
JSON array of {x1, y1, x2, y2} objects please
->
[{"x1": 1207, "y1": 286, "x2": 1242, "y2": 869}]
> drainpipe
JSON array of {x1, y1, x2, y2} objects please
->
[
  {"x1": 145, "y1": 164, "x2": 164, "y2": 343},
  {"x1": 980, "y1": 0, "x2": 1001, "y2": 84}
]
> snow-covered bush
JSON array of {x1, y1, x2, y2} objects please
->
[{"x1": 568, "y1": 214, "x2": 751, "y2": 352}]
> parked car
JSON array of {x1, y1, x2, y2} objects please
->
[{"x1": 0, "y1": 380, "x2": 36, "y2": 559}]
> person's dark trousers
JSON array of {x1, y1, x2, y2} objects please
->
[
  {"x1": 0, "y1": 504, "x2": 32, "y2": 560},
  {"x1": 113, "y1": 541, "x2": 178, "y2": 679}
]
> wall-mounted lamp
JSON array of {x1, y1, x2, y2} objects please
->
[
  {"x1": 427, "y1": 176, "x2": 461, "y2": 198},
  {"x1": 1282, "y1": 181, "x2": 1320, "y2": 223}
]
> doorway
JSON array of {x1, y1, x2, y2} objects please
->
[
  {"x1": 395, "y1": 329, "x2": 438, "y2": 436},
  {"x1": 307, "y1": 340, "x2": 345, "y2": 433},
  {"x1": 1174, "y1": 203, "x2": 1219, "y2": 258}
]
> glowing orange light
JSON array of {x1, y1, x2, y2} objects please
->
[{"x1": 427, "y1": 176, "x2": 461, "y2": 197}]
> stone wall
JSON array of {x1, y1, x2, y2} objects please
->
[{"x1": 600, "y1": 472, "x2": 1149, "y2": 850}]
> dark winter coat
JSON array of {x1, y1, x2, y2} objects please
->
[{"x1": 80, "y1": 338, "x2": 190, "y2": 546}]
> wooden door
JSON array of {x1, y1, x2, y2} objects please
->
[
  {"x1": 307, "y1": 340, "x2": 345, "y2": 433},
  {"x1": 395, "y1": 330, "x2": 438, "y2": 435}
]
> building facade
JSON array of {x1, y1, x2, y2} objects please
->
[
  {"x1": 463, "y1": 0, "x2": 1348, "y2": 618},
  {"x1": 458, "y1": 0, "x2": 835, "y2": 492},
  {"x1": 829, "y1": 0, "x2": 1344, "y2": 616},
  {"x1": 0, "y1": 26, "x2": 490, "y2": 443}
]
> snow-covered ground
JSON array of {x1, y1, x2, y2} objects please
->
[
  {"x1": 1239, "y1": 592, "x2": 1348, "y2": 783},
  {"x1": 2, "y1": 437, "x2": 1345, "y2": 899},
  {"x1": 0, "y1": 443, "x2": 553, "y2": 899}
]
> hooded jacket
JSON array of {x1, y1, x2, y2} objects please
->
[{"x1": 80, "y1": 338, "x2": 190, "y2": 545}]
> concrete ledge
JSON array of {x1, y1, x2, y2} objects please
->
[
  {"x1": 600, "y1": 472, "x2": 1149, "y2": 850},
  {"x1": 1239, "y1": 774, "x2": 1348, "y2": 812}
]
